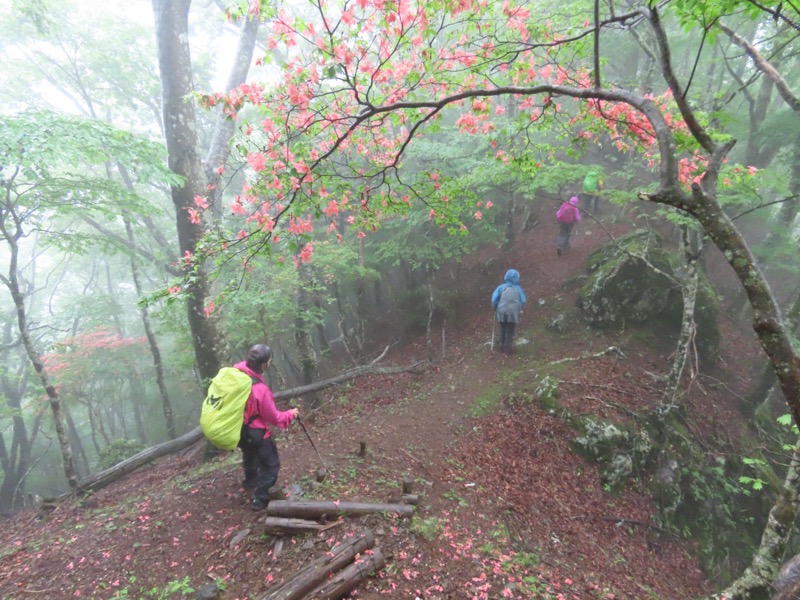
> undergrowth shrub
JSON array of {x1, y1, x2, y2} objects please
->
[{"x1": 98, "y1": 439, "x2": 146, "y2": 470}]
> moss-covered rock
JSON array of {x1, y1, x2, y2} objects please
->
[
  {"x1": 578, "y1": 230, "x2": 676, "y2": 328},
  {"x1": 577, "y1": 229, "x2": 720, "y2": 362},
  {"x1": 573, "y1": 418, "x2": 631, "y2": 462}
]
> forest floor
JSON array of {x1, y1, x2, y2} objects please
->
[{"x1": 0, "y1": 206, "x2": 764, "y2": 600}]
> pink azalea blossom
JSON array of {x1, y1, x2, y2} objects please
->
[{"x1": 247, "y1": 151, "x2": 267, "y2": 172}]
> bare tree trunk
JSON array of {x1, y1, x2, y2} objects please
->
[
  {"x1": 744, "y1": 285, "x2": 800, "y2": 421},
  {"x1": 355, "y1": 235, "x2": 367, "y2": 354},
  {"x1": 0, "y1": 333, "x2": 36, "y2": 509},
  {"x1": 644, "y1": 6, "x2": 800, "y2": 431},
  {"x1": 503, "y1": 189, "x2": 516, "y2": 249},
  {"x1": 203, "y1": 12, "x2": 260, "y2": 215},
  {"x1": 124, "y1": 215, "x2": 176, "y2": 438},
  {"x1": 746, "y1": 135, "x2": 800, "y2": 413},
  {"x1": 0, "y1": 224, "x2": 78, "y2": 489},
  {"x1": 294, "y1": 250, "x2": 319, "y2": 405},
  {"x1": 759, "y1": 133, "x2": 800, "y2": 253},
  {"x1": 64, "y1": 409, "x2": 90, "y2": 478},
  {"x1": 127, "y1": 375, "x2": 149, "y2": 444},
  {"x1": 425, "y1": 277, "x2": 435, "y2": 362}
]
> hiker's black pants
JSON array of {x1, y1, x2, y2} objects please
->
[
  {"x1": 556, "y1": 222, "x2": 574, "y2": 252},
  {"x1": 239, "y1": 426, "x2": 280, "y2": 503},
  {"x1": 499, "y1": 319, "x2": 516, "y2": 353},
  {"x1": 580, "y1": 192, "x2": 599, "y2": 214}
]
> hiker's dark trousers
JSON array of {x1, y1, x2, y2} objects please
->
[
  {"x1": 239, "y1": 426, "x2": 280, "y2": 503},
  {"x1": 499, "y1": 319, "x2": 516, "y2": 353},
  {"x1": 556, "y1": 222, "x2": 574, "y2": 252},
  {"x1": 580, "y1": 192, "x2": 599, "y2": 214}
]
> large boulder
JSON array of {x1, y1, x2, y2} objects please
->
[
  {"x1": 578, "y1": 230, "x2": 675, "y2": 327},
  {"x1": 576, "y1": 230, "x2": 720, "y2": 361}
]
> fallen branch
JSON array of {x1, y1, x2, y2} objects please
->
[
  {"x1": 274, "y1": 353, "x2": 427, "y2": 401},
  {"x1": 547, "y1": 346, "x2": 625, "y2": 366},
  {"x1": 65, "y1": 356, "x2": 427, "y2": 497},
  {"x1": 266, "y1": 500, "x2": 414, "y2": 520},
  {"x1": 259, "y1": 531, "x2": 375, "y2": 600}
]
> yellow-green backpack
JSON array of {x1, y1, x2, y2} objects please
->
[{"x1": 200, "y1": 368, "x2": 259, "y2": 450}]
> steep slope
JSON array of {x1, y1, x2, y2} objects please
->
[{"x1": 0, "y1": 212, "x2": 760, "y2": 599}]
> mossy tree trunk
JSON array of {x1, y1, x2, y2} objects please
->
[{"x1": 661, "y1": 225, "x2": 702, "y2": 408}]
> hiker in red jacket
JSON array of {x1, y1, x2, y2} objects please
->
[
  {"x1": 555, "y1": 195, "x2": 581, "y2": 256},
  {"x1": 235, "y1": 344, "x2": 299, "y2": 511}
]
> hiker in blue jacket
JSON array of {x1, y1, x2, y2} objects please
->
[{"x1": 491, "y1": 269, "x2": 527, "y2": 354}]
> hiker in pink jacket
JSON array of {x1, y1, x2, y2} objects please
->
[
  {"x1": 235, "y1": 344, "x2": 298, "y2": 511},
  {"x1": 555, "y1": 195, "x2": 581, "y2": 256}
]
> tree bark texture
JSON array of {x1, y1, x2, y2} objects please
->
[
  {"x1": 204, "y1": 12, "x2": 260, "y2": 214},
  {"x1": 152, "y1": 0, "x2": 227, "y2": 383},
  {"x1": 294, "y1": 252, "x2": 320, "y2": 406},
  {"x1": 262, "y1": 517, "x2": 326, "y2": 535},
  {"x1": 747, "y1": 289, "x2": 800, "y2": 409}
]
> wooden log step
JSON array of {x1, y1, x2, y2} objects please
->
[
  {"x1": 307, "y1": 547, "x2": 386, "y2": 599},
  {"x1": 266, "y1": 500, "x2": 414, "y2": 520},
  {"x1": 259, "y1": 531, "x2": 375, "y2": 600},
  {"x1": 262, "y1": 517, "x2": 325, "y2": 535}
]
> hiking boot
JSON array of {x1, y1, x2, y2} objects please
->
[
  {"x1": 241, "y1": 479, "x2": 256, "y2": 491},
  {"x1": 251, "y1": 497, "x2": 269, "y2": 511},
  {"x1": 556, "y1": 247, "x2": 562, "y2": 256}
]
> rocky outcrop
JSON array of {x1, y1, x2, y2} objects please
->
[{"x1": 576, "y1": 229, "x2": 720, "y2": 361}]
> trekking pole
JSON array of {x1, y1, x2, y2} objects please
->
[
  {"x1": 296, "y1": 416, "x2": 327, "y2": 472},
  {"x1": 491, "y1": 314, "x2": 495, "y2": 351}
]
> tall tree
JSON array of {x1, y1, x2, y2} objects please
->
[{"x1": 151, "y1": 0, "x2": 261, "y2": 383}]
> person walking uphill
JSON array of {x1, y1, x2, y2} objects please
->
[
  {"x1": 555, "y1": 195, "x2": 581, "y2": 256},
  {"x1": 580, "y1": 167, "x2": 603, "y2": 215},
  {"x1": 236, "y1": 344, "x2": 299, "y2": 511},
  {"x1": 491, "y1": 269, "x2": 527, "y2": 354}
]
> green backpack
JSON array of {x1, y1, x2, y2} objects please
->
[
  {"x1": 200, "y1": 368, "x2": 259, "y2": 450},
  {"x1": 583, "y1": 169, "x2": 600, "y2": 193}
]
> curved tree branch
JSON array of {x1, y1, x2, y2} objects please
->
[
  {"x1": 718, "y1": 21, "x2": 800, "y2": 113},
  {"x1": 647, "y1": 6, "x2": 717, "y2": 152}
]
